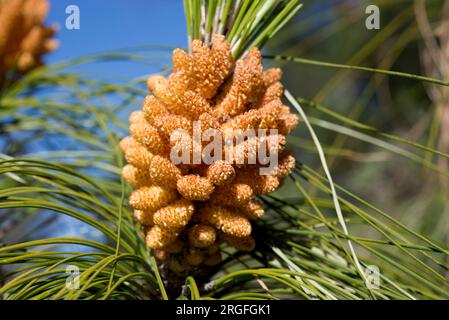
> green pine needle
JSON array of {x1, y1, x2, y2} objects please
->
[{"x1": 183, "y1": 0, "x2": 302, "y2": 58}]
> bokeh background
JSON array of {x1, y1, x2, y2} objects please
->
[
  {"x1": 3, "y1": 0, "x2": 448, "y2": 252},
  {"x1": 1, "y1": 0, "x2": 448, "y2": 297},
  {"x1": 47, "y1": 0, "x2": 185, "y2": 78}
]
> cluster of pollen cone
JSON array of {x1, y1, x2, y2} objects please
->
[
  {"x1": 0, "y1": 0, "x2": 57, "y2": 86},
  {"x1": 120, "y1": 35, "x2": 298, "y2": 273}
]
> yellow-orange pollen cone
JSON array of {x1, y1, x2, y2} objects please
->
[
  {"x1": 121, "y1": 35, "x2": 298, "y2": 273},
  {"x1": 0, "y1": 0, "x2": 58, "y2": 86}
]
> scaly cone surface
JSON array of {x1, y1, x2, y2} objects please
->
[
  {"x1": 0, "y1": 0, "x2": 58, "y2": 86},
  {"x1": 121, "y1": 35, "x2": 298, "y2": 273}
]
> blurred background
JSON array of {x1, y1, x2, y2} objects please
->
[
  {"x1": 1, "y1": 0, "x2": 448, "y2": 294},
  {"x1": 46, "y1": 0, "x2": 185, "y2": 78}
]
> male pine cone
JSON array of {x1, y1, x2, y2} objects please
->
[{"x1": 121, "y1": 35, "x2": 298, "y2": 273}]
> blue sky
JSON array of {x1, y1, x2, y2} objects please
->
[
  {"x1": 16, "y1": 1, "x2": 190, "y2": 244},
  {"x1": 46, "y1": 0, "x2": 187, "y2": 79}
]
